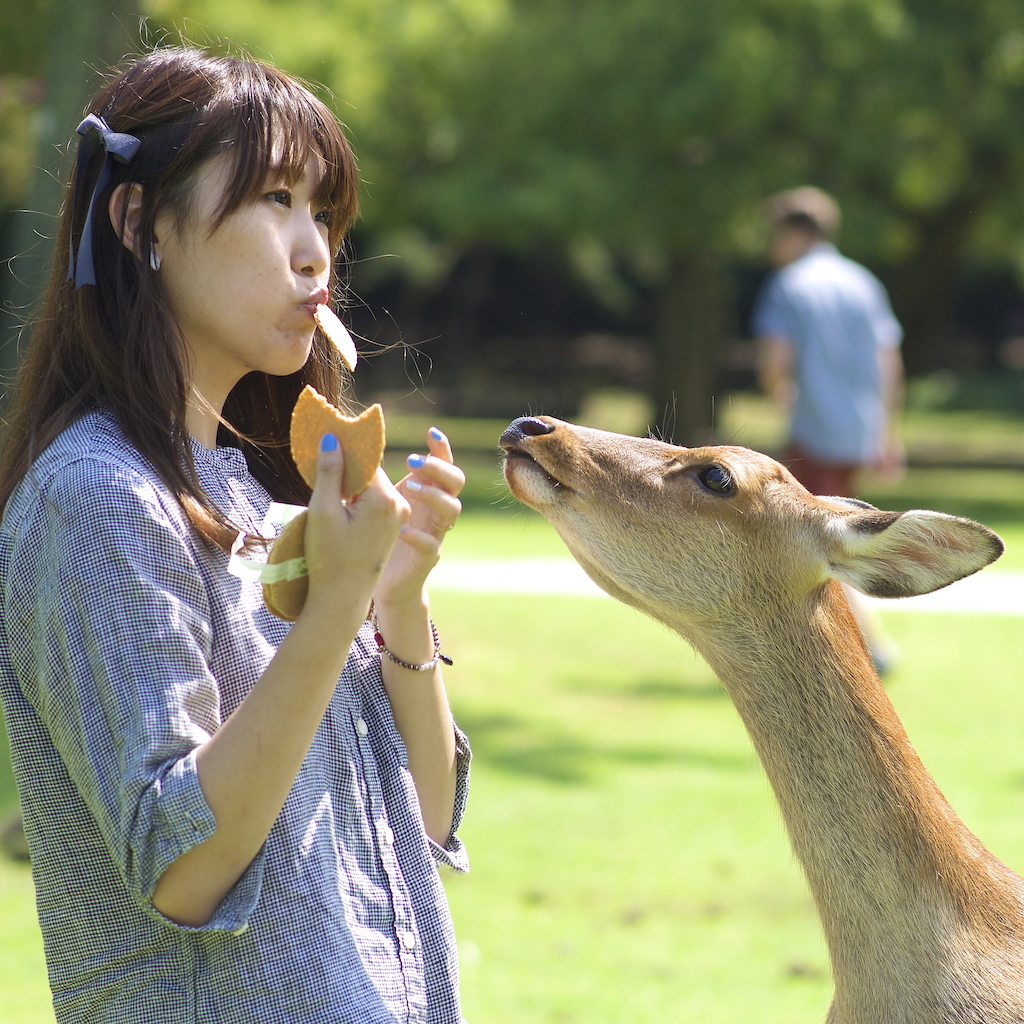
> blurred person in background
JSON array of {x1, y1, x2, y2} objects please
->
[
  {"x1": 752, "y1": 186, "x2": 905, "y2": 672},
  {"x1": 752, "y1": 185, "x2": 905, "y2": 498}
]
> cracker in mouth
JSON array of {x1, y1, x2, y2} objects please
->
[{"x1": 314, "y1": 304, "x2": 359, "y2": 371}]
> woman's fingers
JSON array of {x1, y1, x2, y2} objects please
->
[
  {"x1": 406, "y1": 431, "x2": 464, "y2": 495},
  {"x1": 303, "y1": 433, "x2": 410, "y2": 589},
  {"x1": 308, "y1": 432, "x2": 343, "y2": 510},
  {"x1": 426, "y1": 425, "x2": 454, "y2": 465},
  {"x1": 404, "y1": 482, "x2": 462, "y2": 538}
]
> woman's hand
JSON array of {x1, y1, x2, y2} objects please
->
[
  {"x1": 303, "y1": 432, "x2": 412, "y2": 620},
  {"x1": 373, "y1": 427, "x2": 464, "y2": 612},
  {"x1": 369, "y1": 427, "x2": 463, "y2": 847}
]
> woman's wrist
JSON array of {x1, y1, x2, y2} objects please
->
[
  {"x1": 373, "y1": 615, "x2": 451, "y2": 672},
  {"x1": 371, "y1": 586, "x2": 430, "y2": 624},
  {"x1": 370, "y1": 596, "x2": 438, "y2": 670}
]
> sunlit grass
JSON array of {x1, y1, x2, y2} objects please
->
[{"x1": 0, "y1": 858, "x2": 49, "y2": 1023}]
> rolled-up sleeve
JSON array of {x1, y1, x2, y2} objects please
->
[
  {"x1": 5, "y1": 456, "x2": 261, "y2": 930},
  {"x1": 429, "y1": 723, "x2": 471, "y2": 873}
]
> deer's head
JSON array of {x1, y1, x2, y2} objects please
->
[{"x1": 501, "y1": 416, "x2": 1003, "y2": 637}]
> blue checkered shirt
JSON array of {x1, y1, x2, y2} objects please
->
[{"x1": 0, "y1": 410, "x2": 470, "y2": 1023}]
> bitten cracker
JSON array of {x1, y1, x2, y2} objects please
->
[
  {"x1": 314, "y1": 304, "x2": 359, "y2": 371},
  {"x1": 289, "y1": 385, "x2": 385, "y2": 500},
  {"x1": 263, "y1": 386, "x2": 387, "y2": 621}
]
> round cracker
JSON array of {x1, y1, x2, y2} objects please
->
[
  {"x1": 262, "y1": 512, "x2": 309, "y2": 622},
  {"x1": 264, "y1": 388, "x2": 387, "y2": 621},
  {"x1": 290, "y1": 385, "x2": 385, "y2": 500}
]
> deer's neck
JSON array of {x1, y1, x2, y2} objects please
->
[{"x1": 675, "y1": 581, "x2": 1020, "y2": 981}]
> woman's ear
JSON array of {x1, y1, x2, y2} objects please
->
[{"x1": 108, "y1": 182, "x2": 147, "y2": 261}]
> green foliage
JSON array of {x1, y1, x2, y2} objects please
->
[
  {"x1": 300, "y1": 0, "x2": 1024, "y2": 267},
  {"x1": 0, "y1": 77, "x2": 38, "y2": 204},
  {"x1": 141, "y1": 0, "x2": 1024, "y2": 389},
  {"x1": 10, "y1": 0, "x2": 1024, "y2": 297},
  {"x1": 0, "y1": 0, "x2": 52, "y2": 207},
  {"x1": 0, "y1": 0, "x2": 53, "y2": 78},
  {"x1": 8, "y1": 0, "x2": 1024, "y2": 395}
]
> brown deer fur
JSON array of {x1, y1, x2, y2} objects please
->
[{"x1": 501, "y1": 415, "x2": 1023, "y2": 1024}]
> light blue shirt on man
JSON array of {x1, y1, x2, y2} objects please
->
[{"x1": 752, "y1": 242, "x2": 902, "y2": 464}]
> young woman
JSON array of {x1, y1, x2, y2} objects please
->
[{"x1": 0, "y1": 46, "x2": 469, "y2": 1023}]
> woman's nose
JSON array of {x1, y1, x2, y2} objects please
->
[{"x1": 295, "y1": 215, "x2": 331, "y2": 278}]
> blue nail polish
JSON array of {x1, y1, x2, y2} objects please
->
[
  {"x1": 407, "y1": 479, "x2": 423, "y2": 493},
  {"x1": 407, "y1": 453, "x2": 426, "y2": 469},
  {"x1": 429, "y1": 427, "x2": 443, "y2": 442},
  {"x1": 321, "y1": 433, "x2": 338, "y2": 452}
]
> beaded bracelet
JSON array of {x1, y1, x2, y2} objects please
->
[{"x1": 372, "y1": 616, "x2": 453, "y2": 672}]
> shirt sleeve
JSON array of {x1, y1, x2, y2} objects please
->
[
  {"x1": 867, "y1": 277, "x2": 903, "y2": 349},
  {"x1": 751, "y1": 273, "x2": 793, "y2": 339},
  {"x1": 4, "y1": 454, "x2": 263, "y2": 932},
  {"x1": 428, "y1": 722, "x2": 471, "y2": 873}
]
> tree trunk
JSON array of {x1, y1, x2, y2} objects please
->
[
  {"x1": 885, "y1": 139, "x2": 1014, "y2": 379},
  {"x1": 649, "y1": 248, "x2": 730, "y2": 446},
  {"x1": 1, "y1": 0, "x2": 140, "y2": 392},
  {"x1": 887, "y1": 195, "x2": 982, "y2": 378}
]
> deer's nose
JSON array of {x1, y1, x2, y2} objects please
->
[{"x1": 500, "y1": 417, "x2": 556, "y2": 446}]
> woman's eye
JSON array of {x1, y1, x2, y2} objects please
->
[
  {"x1": 267, "y1": 189, "x2": 292, "y2": 207},
  {"x1": 314, "y1": 209, "x2": 333, "y2": 226},
  {"x1": 698, "y1": 464, "x2": 734, "y2": 494}
]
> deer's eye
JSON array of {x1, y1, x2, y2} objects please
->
[{"x1": 698, "y1": 464, "x2": 734, "y2": 495}]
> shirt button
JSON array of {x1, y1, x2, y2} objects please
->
[
  {"x1": 377, "y1": 822, "x2": 394, "y2": 846},
  {"x1": 401, "y1": 932, "x2": 417, "y2": 950},
  {"x1": 355, "y1": 718, "x2": 368, "y2": 736}
]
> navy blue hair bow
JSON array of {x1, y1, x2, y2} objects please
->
[{"x1": 67, "y1": 114, "x2": 142, "y2": 288}]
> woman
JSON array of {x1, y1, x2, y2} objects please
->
[{"x1": 0, "y1": 46, "x2": 469, "y2": 1023}]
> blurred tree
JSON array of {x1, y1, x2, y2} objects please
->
[
  {"x1": 12, "y1": 0, "x2": 1024, "y2": 426},
  {"x1": 354, "y1": 0, "x2": 1024, "y2": 427},
  {"x1": 0, "y1": 0, "x2": 141, "y2": 382},
  {"x1": 0, "y1": 0, "x2": 50, "y2": 209}
]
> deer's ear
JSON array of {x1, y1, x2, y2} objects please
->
[{"x1": 825, "y1": 508, "x2": 1004, "y2": 598}]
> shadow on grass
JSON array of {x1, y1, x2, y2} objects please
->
[
  {"x1": 455, "y1": 709, "x2": 750, "y2": 785},
  {"x1": 565, "y1": 674, "x2": 727, "y2": 703}
]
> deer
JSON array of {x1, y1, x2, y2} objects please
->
[{"x1": 500, "y1": 414, "x2": 1024, "y2": 1024}]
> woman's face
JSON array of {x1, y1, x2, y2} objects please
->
[{"x1": 155, "y1": 149, "x2": 333, "y2": 406}]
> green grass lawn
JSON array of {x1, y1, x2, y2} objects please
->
[{"x1": 2, "y1": 409, "x2": 1022, "y2": 1022}]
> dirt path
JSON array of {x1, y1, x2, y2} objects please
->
[{"x1": 430, "y1": 558, "x2": 1024, "y2": 616}]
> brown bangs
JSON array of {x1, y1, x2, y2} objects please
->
[{"x1": 204, "y1": 63, "x2": 360, "y2": 256}]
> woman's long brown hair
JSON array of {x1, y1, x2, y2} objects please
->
[{"x1": 0, "y1": 47, "x2": 360, "y2": 550}]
